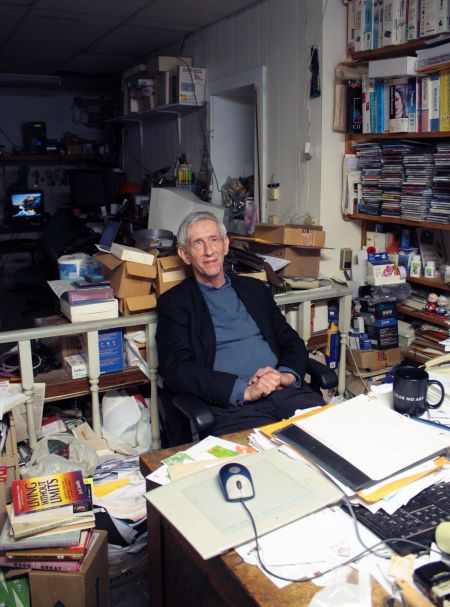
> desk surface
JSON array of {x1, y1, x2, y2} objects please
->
[{"x1": 140, "y1": 432, "x2": 390, "y2": 607}]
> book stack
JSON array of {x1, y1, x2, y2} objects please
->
[
  {"x1": 60, "y1": 284, "x2": 118, "y2": 322},
  {"x1": 0, "y1": 471, "x2": 96, "y2": 572},
  {"x1": 348, "y1": 0, "x2": 450, "y2": 53}
]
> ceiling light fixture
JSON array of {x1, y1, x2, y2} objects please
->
[{"x1": 0, "y1": 73, "x2": 62, "y2": 87}]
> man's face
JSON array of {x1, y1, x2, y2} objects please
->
[{"x1": 178, "y1": 219, "x2": 229, "y2": 287}]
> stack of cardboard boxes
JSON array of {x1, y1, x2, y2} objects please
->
[
  {"x1": 94, "y1": 250, "x2": 187, "y2": 315},
  {"x1": 123, "y1": 55, "x2": 206, "y2": 114},
  {"x1": 251, "y1": 223, "x2": 326, "y2": 277}
]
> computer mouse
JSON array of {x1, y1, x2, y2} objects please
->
[
  {"x1": 219, "y1": 463, "x2": 255, "y2": 502},
  {"x1": 435, "y1": 521, "x2": 450, "y2": 554}
]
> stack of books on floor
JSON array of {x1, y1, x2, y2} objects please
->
[
  {"x1": 60, "y1": 283, "x2": 118, "y2": 322},
  {"x1": 0, "y1": 470, "x2": 96, "y2": 572}
]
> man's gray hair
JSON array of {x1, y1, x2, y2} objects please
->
[{"x1": 177, "y1": 211, "x2": 227, "y2": 248}]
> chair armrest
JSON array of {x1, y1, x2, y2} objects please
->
[
  {"x1": 172, "y1": 394, "x2": 216, "y2": 435},
  {"x1": 306, "y1": 358, "x2": 338, "y2": 390}
]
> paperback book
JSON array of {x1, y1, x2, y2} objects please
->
[{"x1": 11, "y1": 470, "x2": 90, "y2": 516}]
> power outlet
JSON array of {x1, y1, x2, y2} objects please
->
[{"x1": 340, "y1": 248, "x2": 352, "y2": 271}]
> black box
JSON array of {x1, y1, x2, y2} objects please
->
[{"x1": 23, "y1": 121, "x2": 46, "y2": 154}]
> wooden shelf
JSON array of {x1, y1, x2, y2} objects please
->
[
  {"x1": 34, "y1": 366, "x2": 148, "y2": 402},
  {"x1": 397, "y1": 304, "x2": 450, "y2": 327},
  {"x1": 407, "y1": 276, "x2": 450, "y2": 290},
  {"x1": 350, "y1": 35, "x2": 442, "y2": 61},
  {"x1": 346, "y1": 213, "x2": 450, "y2": 231},
  {"x1": 0, "y1": 155, "x2": 114, "y2": 165},
  {"x1": 347, "y1": 132, "x2": 450, "y2": 143}
]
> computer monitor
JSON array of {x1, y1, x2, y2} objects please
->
[
  {"x1": 148, "y1": 188, "x2": 225, "y2": 234},
  {"x1": 68, "y1": 169, "x2": 126, "y2": 213},
  {"x1": 7, "y1": 190, "x2": 45, "y2": 222}
]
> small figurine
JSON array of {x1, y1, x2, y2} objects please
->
[
  {"x1": 437, "y1": 295, "x2": 448, "y2": 317},
  {"x1": 424, "y1": 292, "x2": 438, "y2": 314}
]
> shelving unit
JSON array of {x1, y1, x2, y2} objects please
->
[
  {"x1": 0, "y1": 155, "x2": 114, "y2": 165},
  {"x1": 343, "y1": 25, "x2": 450, "y2": 365},
  {"x1": 108, "y1": 103, "x2": 204, "y2": 124}
]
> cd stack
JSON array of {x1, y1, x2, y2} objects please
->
[
  {"x1": 401, "y1": 148, "x2": 434, "y2": 221},
  {"x1": 430, "y1": 143, "x2": 450, "y2": 223},
  {"x1": 379, "y1": 142, "x2": 410, "y2": 218},
  {"x1": 352, "y1": 142, "x2": 382, "y2": 216}
]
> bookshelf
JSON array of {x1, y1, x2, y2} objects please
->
[{"x1": 345, "y1": 6, "x2": 450, "y2": 362}]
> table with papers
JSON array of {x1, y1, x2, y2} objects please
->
[{"x1": 140, "y1": 428, "x2": 393, "y2": 607}]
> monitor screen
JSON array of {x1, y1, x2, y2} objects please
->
[
  {"x1": 68, "y1": 169, "x2": 126, "y2": 212},
  {"x1": 8, "y1": 190, "x2": 44, "y2": 221}
]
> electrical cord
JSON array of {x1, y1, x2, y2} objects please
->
[{"x1": 237, "y1": 458, "x2": 444, "y2": 585}]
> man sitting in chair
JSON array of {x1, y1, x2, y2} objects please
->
[{"x1": 156, "y1": 211, "x2": 325, "y2": 441}]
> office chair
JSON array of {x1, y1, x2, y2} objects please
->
[{"x1": 159, "y1": 358, "x2": 338, "y2": 447}]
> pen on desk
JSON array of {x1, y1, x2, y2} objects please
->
[{"x1": 411, "y1": 417, "x2": 450, "y2": 431}]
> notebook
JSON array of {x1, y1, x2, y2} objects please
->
[
  {"x1": 145, "y1": 448, "x2": 342, "y2": 560},
  {"x1": 95, "y1": 219, "x2": 121, "y2": 253}
]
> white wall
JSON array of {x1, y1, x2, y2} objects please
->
[{"x1": 126, "y1": 0, "x2": 362, "y2": 277}]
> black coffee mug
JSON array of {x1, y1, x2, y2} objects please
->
[{"x1": 393, "y1": 366, "x2": 445, "y2": 416}]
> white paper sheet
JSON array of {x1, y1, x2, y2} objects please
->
[{"x1": 295, "y1": 395, "x2": 450, "y2": 480}]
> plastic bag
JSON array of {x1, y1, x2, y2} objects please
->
[
  {"x1": 21, "y1": 433, "x2": 99, "y2": 478},
  {"x1": 309, "y1": 570, "x2": 371, "y2": 607},
  {"x1": 101, "y1": 390, "x2": 151, "y2": 456}
]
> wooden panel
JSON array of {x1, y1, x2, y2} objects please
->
[{"x1": 35, "y1": 367, "x2": 147, "y2": 401}]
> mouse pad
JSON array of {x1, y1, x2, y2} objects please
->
[{"x1": 146, "y1": 448, "x2": 342, "y2": 560}]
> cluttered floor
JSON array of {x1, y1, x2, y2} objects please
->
[{"x1": 0, "y1": 287, "x2": 152, "y2": 606}]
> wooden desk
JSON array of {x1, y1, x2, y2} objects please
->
[{"x1": 139, "y1": 433, "x2": 389, "y2": 607}]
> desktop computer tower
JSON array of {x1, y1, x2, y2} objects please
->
[{"x1": 23, "y1": 122, "x2": 46, "y2": 155}]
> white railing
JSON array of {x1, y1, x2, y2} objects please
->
[{"x1": 0, "y1": 284, "x2": 351, "y2": 450}]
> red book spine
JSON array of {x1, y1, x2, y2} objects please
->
[{"x1": 0, "y1": 554, "x2": 79, "y2": 571}]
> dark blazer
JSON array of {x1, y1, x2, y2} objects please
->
[{"x1": 156, "y1": 274, "x2": 309, "y2": 406}]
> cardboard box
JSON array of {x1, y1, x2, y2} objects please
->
[
  {"x1": 29, "y1": 530, "x2": 109, "y2": 607},
  {"x1": 95, "y1": 252, "x2": 156, "y2": 298},
  {"x1": 254, "y1": 223, "x2": 326, "y2": 248},
  {"x1": 64, "y1": 354, "x2": 88, "y2": 379},
  {"x1": 156, "y1": 256, "x2": 187, "y2": 294},
  {"x1": 147, "y1": 55, "x2": 192, "y2": 76},
  {"x1": 72, "y1": 422, "x2": 109, "y2": 451},
  {"x1": 252, "y1": 243, "x2": 321, "y2": 277},
  {"x1": 119, "y1": 293, "x2": 157, "y2": 315},
  {"x1": 347, "y1": 347, "x2": 401, "y2": 370},
  {"x1": 170, "y1": 66, "x2": 206, "y2": 105}
]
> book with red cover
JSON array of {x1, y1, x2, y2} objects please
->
[{"x1": 11, "y1": 470, "x2": 89, "y2": 516}]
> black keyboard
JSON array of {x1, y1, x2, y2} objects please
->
[{"x1": 343, "y1": 482, "x2": 450, "y2": 556}]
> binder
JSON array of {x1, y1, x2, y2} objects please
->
[{"x1": 272, "y1": 395, "x2": 450, "y2": 492}]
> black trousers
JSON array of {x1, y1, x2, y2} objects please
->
[{"x1": 208, "y1": 384, "x2": 324, "y2": 437}]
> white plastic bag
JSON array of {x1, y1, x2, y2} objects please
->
[
  {"x1": 21, "y1": 433, "x2": 99, "y2": 478},
  {"x1": 101, "y1": 390, "x2": 151, "y2": 456}
]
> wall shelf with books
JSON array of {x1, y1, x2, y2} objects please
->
[
  {"x1": 345, "y1": 213, "x2": 450, "y2": 232},
  {"x1": 350, "y1": 37, "x2": 441, "y2": 62}
]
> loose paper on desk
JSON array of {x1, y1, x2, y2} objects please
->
[{"x1": 293, "y1": 395, "x2": 450, "y2": 481}]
